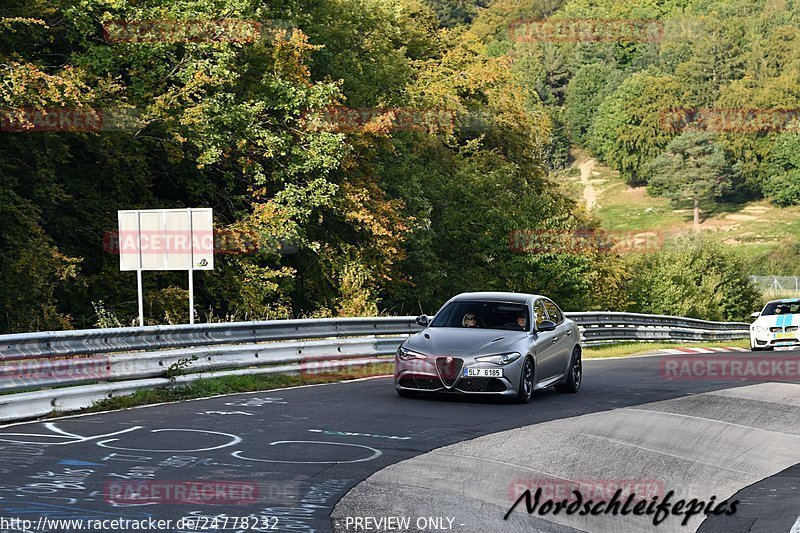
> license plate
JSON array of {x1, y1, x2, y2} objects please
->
[
  {"x1": 464, "y1": 368, "x2": 503, "y2": 378},
  {"x1": 774, "y1": 332, "x2": 796, "y2": 339},
  {"x1": 775, "y1": 345, "x2": 797, "y2": 351}
]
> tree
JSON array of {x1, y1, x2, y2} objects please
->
[
  {"x1": 564, "y1": 63, "x2": 623, "y2": 145},
  {"x1": 763, "y1": 133, "x2": 800, "y2": 206},
  {"x1": 647, "y1": 131, "x2": 733, "y2": 230},
  {"x1": 422, "y1": 0, "x2": 490, "y2": 28},
  {"x1": 588, "y1": 70, "x2": 684, "y2": 185},
  {"x1": 671, "y1": 16, "x2": 746, "y2": 106}
]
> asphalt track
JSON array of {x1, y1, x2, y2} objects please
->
[{"x1": 0, "y1": 349, "x2": 797, "y2": 533}]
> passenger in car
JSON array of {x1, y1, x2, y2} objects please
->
[{"x1": 462, "y1": 313, "x2": 479, "y2": 327}]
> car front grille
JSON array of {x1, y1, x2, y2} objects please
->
[
  {"x1": 435, "y1": 357, "x2": 464, "y2": 388},
  {"x1": 456, "y1": 378, "x2": 507, "y2": 393},
  {"x1": 398, "y1": 376, "x2": 442, "y2": 390},
  {"x1": 769, "y1": 326, "x2": 798, "y2": 333}
]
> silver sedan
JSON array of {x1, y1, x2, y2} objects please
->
[{"x1": 394, "y1": 292, "x2": 582, "y2": 403}]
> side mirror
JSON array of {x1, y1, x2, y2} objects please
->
[
  {"x1": 750, "y1": 312, "x2": 760, "y2": 321},
  {"x1": 537, "y1": 320, "x2": 557, "y2": 332},
  {"x1": 415, "y1": 315, "x2": 429, "y2": 327}
]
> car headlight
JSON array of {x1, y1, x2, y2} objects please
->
[
  {"x1": 475, "y1": 352, "x2": 522, "y2": 365},
  {"x1": 397, "y1": 347, "x2": 428, "y2": 360},
  {"x1": 751, "y1": 325, "x2": 768, "y2": 334}
]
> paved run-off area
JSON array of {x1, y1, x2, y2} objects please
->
[{"x1": 332, "y1": 382, "x2": 800, "y2": 532}]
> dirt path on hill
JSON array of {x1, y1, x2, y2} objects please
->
[{"x1": 579, "y1": 157, "x2": 597, "y2": 210}]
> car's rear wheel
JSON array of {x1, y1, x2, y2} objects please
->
[
  {"x1": 555, "y1": 347, "x2": 581, "y2": 393},
  {"x1": 515, "y1": 356, "x2": 534, "y2": 404}
]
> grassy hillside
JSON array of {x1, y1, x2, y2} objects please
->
[{"x1": 564, "y1": 150, "x2": 800, "y2": 281}]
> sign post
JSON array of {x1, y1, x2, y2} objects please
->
[
  {"x1": 188, "y1": 207, "x2": 194, "y2": 324},
  {"x1": 118, "y1": 208, "x2": 214, "y2": 326},
  {"x1": 137, "y1": 269, "x2": 144, "y2": 327}
]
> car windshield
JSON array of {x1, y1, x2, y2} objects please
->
[
  {"x1": 429, "y1": 300, "x2": 529, "y2": 331},
  {"x1": 761, "y1": 301, "x2": 800, "y2": 315}
]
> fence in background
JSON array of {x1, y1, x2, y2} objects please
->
[{"x1": 750, "y1": 276, "x2": 800, "y2": 298}]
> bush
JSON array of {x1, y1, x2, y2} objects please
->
[
  {"x1": 763, "y1": 170, "x2": 800, "y2": 207},
  {"x1": 762, "y1": 134, "x2": 800, "y2": 206},
  {"x1": 625, "y1": 234, "x2": 760, "y2": 321}
]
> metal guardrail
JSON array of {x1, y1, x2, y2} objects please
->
[
  {"x1": 566, "y1": 312, "x2": 749, "y2": 344},
  {"x1": 0, "y1": 313, "x2": 749, "y2": 423},
  {"x1": 566, "y1": 311, "x2": 749, "y2": 331},
  {"x1": 0, "y1": 336, "x2": 408, "y2": 394},
  {"x1": 0, "y1": 317, "x2": 418, "y2": 362}
]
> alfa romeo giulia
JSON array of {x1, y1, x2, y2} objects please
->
[{"x1": 394, "y1": 292, "x2": 582, "y2": 403}]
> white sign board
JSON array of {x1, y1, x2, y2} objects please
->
[
  {"x1": 117, "y1": 208, "x2": 213, "y2": 326},
  {"x1": 118, "y1": 208, "x2": 214, "y2": 271}
]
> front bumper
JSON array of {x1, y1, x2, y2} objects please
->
[
  {"x1": 751, "y1": 332, "x2": 800, "y2": 349},
  {"x1": 394, "y1": 355, "x2": 519, "y2": 396}
]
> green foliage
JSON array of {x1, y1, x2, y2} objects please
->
[
  {"x1": 149, "y1": 287, "x2": 191, "y2": 325},
  {"x1": 647, "y1": 131, "x2": 733, "y2": 208},
  {"x1": 763, "y1": 134, "x2": 800, "y2": 206},
  {"x1": 626, "y1": 234, "x2": 760, "y2": 321},
  {"x1": 748, "y1": 240, "x2": 800, "y2": 276},
  {"x1": 763, "y1": 170, "x2": 800, "y2": 207},
  {"x1": 423, "y1": 0, "x2": 490, "y2": 28},
  {"x1": 667, "y1": 15, "x2": 746, "y2": 105},
  {"x1": 564, "y1": 63, "x2": 623, "y2": 145},
  {"x1": 589, "y1": 70, "x2": 684, "y2": 185},
  {"x1": 165, "y1": 354, "x2": 199, "y2": 382},
  {"x1": 536, "y1": 0, "x2": 800, "y2": 207},
  {"x1": 1, "y1": 0, "x2": 621, "y2": 332},
  {"x1": 3, "y1": 0, "x2": 793, "y2": 333},
  {"x1": 0, "y1": 182, "x2": 81, "y2": 332},
  {"x1": 92, "y1": 301, "x2": 123, "y2": 329}
]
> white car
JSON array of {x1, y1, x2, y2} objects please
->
[{"x1": 750, "y1": 299, "x2": 800, "y2": 351}]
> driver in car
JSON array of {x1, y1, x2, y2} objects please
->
[
  {"x1": 504, "y1": 312, "x2": 527, "y2": 330},
  {"x1": 462, "y1": 313, "x2": 479, "y2": 327}
]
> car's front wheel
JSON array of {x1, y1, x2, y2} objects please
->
[
  {"x1": 515, "y1": 356, "x2": 534, "y2": 404},
  {"x1": 555, "y1": 347, "x2": 581, "y2": 393}
]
